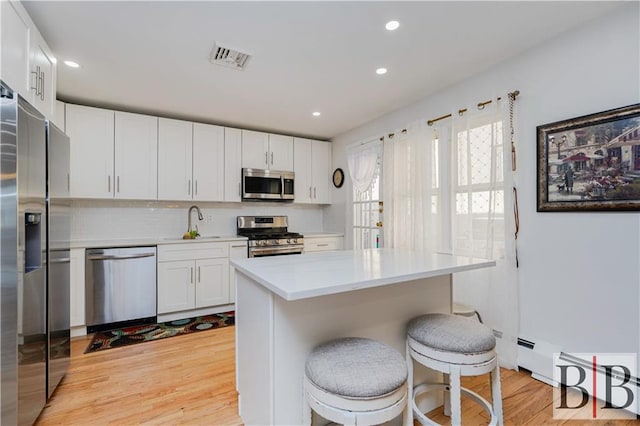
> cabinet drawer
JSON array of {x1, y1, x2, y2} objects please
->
[
  {"x1": 158, "y1": 242, "x2": 229, "y2": 262},
  {"x1": 304, "y1": 237, "x2": 343, "y2": 253}
]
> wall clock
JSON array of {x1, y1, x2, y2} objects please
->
[{"x1": 332, "y1": 168, "x2": 344, "y2": 188}]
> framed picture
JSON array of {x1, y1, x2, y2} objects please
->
[{"x1": 537, "y1": 103, "x2": 640, "y2": 212}]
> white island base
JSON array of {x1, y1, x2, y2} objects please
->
[{"x1": 233, "y1": 249, "x2": 496, "y2": 425}]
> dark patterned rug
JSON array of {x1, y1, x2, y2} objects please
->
[{"x1": 85, "y1": 311, "x2": 234, "y2": 353}]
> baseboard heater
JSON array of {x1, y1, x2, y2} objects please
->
[
  {"x1": 517, "y1": 337, "x2": 640, "y2": 415},
  {"x1": 517, "y1": 336, "x2": 561, "y2": 386}
]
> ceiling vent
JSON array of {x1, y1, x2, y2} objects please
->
[{"x1": 209, "y1": 44, "x2": 251, "y2": 71}]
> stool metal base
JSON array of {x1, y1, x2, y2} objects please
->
[{"x1": 412, "y1": 382, "x2": 498, "y2": 426}]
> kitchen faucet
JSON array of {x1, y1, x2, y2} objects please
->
[{"x1": 187, "y1": 205, "x2": 204, "y2": 236}]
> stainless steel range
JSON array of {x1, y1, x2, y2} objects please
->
[{"x1": 237, "y1": 216, "x2": 304, "y2": 258}]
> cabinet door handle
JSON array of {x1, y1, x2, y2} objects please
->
[
  {"x1": 271, "y1": 152, "x2": 274, "y2": 165},
  {"x1": 309, "y1": 187, "x2": 312, "y2": 198},
  {"x1": 195, "y1": 180, "x2": 198, "y2": 196},
  {"x1": 198, "y1": 266, "x2": 201, "y2": 283},
  {"x1": 117, "y1": 176, "x2": 120, "y2": 193},
  {"x1": 108, "y1": 175, "x2": 111, "y2": 193},
  {"x1": 31, "y1": 66, "x2": 42, "y2": 96},
  {"x1": 39, "y1": 71, "x2": 45, "y2": 100},
  {"x1": 231, "y1": 244, "x2": 246, "y2": 248},
  {"x1": 317, "y1": 243, "x2": 329, "y2": 247},
  {"x1": 265, "y1": 152, "x2": 268, "y2": 166},
  {"x1": 190, "y1": 267, "x2": 194, "y2": 284},
  {"x1": 31, "y1": 70, "x2": 39, "y2": 93},
  {"x1": 67, "y1": 174, "x2": 70, "y2": 191},
  {"x1": 238, "y1": 182, "x2": 241, "y2": 197},
  {"x1": 188, "y1": 179, "x2": 191, "y2": 196}
]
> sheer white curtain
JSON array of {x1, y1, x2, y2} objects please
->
[
  {"x1": 347, "y1": 141, "x2": 382, "y2": 192},
  {"x1": 383, "y1": 121, "x2": 439, "y2": 251},
  {"x1": 381, "y1": 99, "x2": 519, "y2": 369},
  {"x1": 449, "y1": 101, "x2": 519, "y2": 369}
]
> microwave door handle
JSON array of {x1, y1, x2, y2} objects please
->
[{"x1": 280, "y1": 176, "x2": 284, "y2": 198}]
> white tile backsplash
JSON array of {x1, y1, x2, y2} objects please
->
[{"x1": 71, "y1": 200, "x2": 326, "y2": 241}]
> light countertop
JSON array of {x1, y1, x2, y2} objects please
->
[
  {"x1": 70, "y1": 235, "x2": 247, "y2": 249},
  {"x1": 231, "y1": 248, "x2": 495, "y2": 301},
  {"x1": 302, "y1": 232, "x2": 344, "y2": 238}
]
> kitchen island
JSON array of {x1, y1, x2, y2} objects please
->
[{"x1": 231, "y1": 249, "x2": 496, "y2": 425}]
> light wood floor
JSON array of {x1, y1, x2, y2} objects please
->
[{"x1": 36, "y1": 327, "x2": 637, "y2": 425}]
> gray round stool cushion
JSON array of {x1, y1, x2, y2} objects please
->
[
  {"x1": 305, "y1": 337, "x2": 407, "y2": 398},
  {"x1": 408, "y1": 313, "x2": 496, "y2": 354}
]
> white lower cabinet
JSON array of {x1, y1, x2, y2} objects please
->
[
  {"x1": 194, "y1": 258, "x2": 229, "y2": 308},
  {"x1": 157, "y1": 260, "x2": 195, "y2": 314},
  {"x1": 70, "y1": 248, "x2": 85, "y2": 330},
  {"x1": 157, "y1": 241, "x2": 243, "y2": 315}
]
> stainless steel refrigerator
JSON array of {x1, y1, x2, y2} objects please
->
[{"x1": 0, "y1": 81, "x2": 70, "y2": 425}]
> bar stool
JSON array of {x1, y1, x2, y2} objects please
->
[
  {"x1": 303, "y1": 337, "x2": 410, "y2": 426},
  {"x1": 452, "y1": 302, "x2": 483, "y2": 323},
  {"x1": 406, "y1": 313, "x2": 503, "y2": 425}
]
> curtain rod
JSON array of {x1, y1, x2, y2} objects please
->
[{"x1": 426, "y1": 90, "x2": 520, "y2": 126}]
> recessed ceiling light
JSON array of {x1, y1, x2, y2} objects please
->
[
  {"x1": 312, "y1": 112, "x2": 321, "y2": 117},
  {"x1": 376, "y1": 68, "x2": 387, "y2": 75},
  {"x1": 385, "y1": 20, "x2": 400, "y2": 31},
  {"x1": 64, "y1": 60, "x2": 80, "y2": 68}
]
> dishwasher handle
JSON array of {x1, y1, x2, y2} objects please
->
[{"x1": 87, "y1": 253, "x2": 156, "y2": 261}]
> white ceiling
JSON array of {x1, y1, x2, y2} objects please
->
[{"x1": 24, "y1": 1, "x2": 620, "y2": 140}]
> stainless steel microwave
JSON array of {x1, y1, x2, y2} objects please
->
[{"x1": 242, "y1": 168, "x2": 295, "y2": 201}]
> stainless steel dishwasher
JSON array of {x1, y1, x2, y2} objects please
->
[{"x1": 85, "y1": 247, "x2": 157, "y2": 332}]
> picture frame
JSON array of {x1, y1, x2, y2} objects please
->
[{"x1": 537, "y1": 103, "x2": 640, "y2": 212}]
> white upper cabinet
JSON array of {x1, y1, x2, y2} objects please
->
[
  {"x1": 268, "y1": 134, "x2": 294, "y2": 171},
  {"x1": 66, "y1": 104, "x2": 115, "y2": 198},
  {"x1": 1, "y1": 0, "x2": 56, "y2": 119},
  {"x1": 312, "y1": 140, "x2": 331, "y2": 204},
  {"x1": 241, "y1": 130, "x2": 269, "y2": 169},
  {"x1": 158, "y1": 118, "x2": 193, "y2": 201},
  {"x1": 224, "y1": 128, "x2": 242, "y2": 202},
  {"x1": 67, "y1": 105, "x2": 159, "y2": 200},
  {"x1": 193, "y1": 123, "x2": 224, "y2": 201},
  {"x1": 158, "y1": 120, "x2": 225, "y2": 202},
  {"x1": 114, "y1": 111, "x2": 158, "y2": 200},
  {"x1": 294, "y1": 138, "x2": 312, "y2": 203},
  {"x1": 29, "y1": 28, "x2": 56, "y2": 119},
  {"x1": 1, "y1": 0, "x2": 30, "y2": 97},
  {"x1": 242, "y1": 130, "x2": 293, "y2": 171},
  {"x1": 294, "y1": 138, "x2": 331, "y2": 204}
]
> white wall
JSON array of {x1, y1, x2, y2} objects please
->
[
  {"x1": 71, "y1": 200, "x2": 325, "y2": 241},
  {"x1": 326, "y1": 4, "x2": 640, "y2": 356}
]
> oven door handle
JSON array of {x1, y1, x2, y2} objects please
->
[{"x1": 249, "y1": 245, "x2": 303, "y2": 257}]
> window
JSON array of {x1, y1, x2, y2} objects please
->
[
  {"x1": 452, "y1": 120, "x2": 505, "y2": 258},
  {"x1": 353, "y1": 162, "x2": 382, "y2": 249}
]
